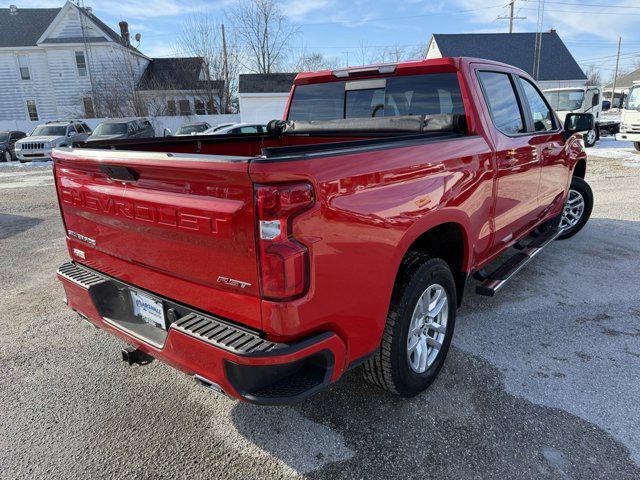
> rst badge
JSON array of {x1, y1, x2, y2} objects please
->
[{"x1": 217, "y1": 276, "x2": 251, "y2": 289}]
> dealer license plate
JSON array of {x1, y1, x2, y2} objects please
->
[{"x1": 130, "y1": 290, "x2": 166, "y2": 330}]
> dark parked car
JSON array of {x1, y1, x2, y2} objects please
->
[
  {"x1": 86, "y1": 118, "x2": 155, "y2": 143},
  {"x1": 0, "y1": 130, "x2": 26, "y2": 161},
  {"x1": 174, "y1": 122, "x2": 212, "y2": 136}
]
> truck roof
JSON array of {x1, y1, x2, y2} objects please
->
[{"x1": 293, "y1": 57, "x2": 529, "y2": 85}]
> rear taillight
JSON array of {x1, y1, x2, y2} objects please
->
[{"x1": 255, "y1": 182, "x2": 314, "y2": 300}]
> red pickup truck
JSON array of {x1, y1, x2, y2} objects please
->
[{"x1": 54, "y1": 57, "x2": 594, "y2": 404}]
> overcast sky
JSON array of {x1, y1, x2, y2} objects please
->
[{"x1": 24, "y1": 0, "x2": 640, "y2": 80}]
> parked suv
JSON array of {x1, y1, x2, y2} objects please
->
[
  {"x1": 174, "y1": 121, "x2": 212, "y2": 136},
  {"x1": 86, "y1": 118, "x2": 155, "y2": 142},
  {"x1": 15, "y1": 121, "x2": 91, "y2": 162},
  {"x1": 0, "y1": 130, "x2": 26, "y2": 162}
]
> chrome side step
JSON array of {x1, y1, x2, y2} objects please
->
[{"x1": 476, "y1": 227, "x2": 561, "y2": 296}]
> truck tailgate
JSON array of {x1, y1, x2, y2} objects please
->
[{"x1": 53, "y1": 148, "x2": 262, "y2": 330}]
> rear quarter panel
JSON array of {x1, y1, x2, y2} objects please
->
[{"x1": 249, "y1": 136, "x2": 494, "y2": 363}]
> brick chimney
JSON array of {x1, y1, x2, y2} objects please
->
[{"x1": 119, "y1": 21, "x2": 130, "y2": 46}]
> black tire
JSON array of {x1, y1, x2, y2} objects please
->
[
  {"x1": 634, "y1": 142, "x2": 640, "y2": 152},
  {"x1": 558, "y1": 176, "x2": 593, "y2": 240},
  {"x1": 2, "y1": 150, "x2": 10, "y2": 162},
  {"x1": 363, "y1": 256, "x2": 457, "y2": 397}
]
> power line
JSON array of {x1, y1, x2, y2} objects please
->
[{"x1": 524, "y1": 0, "x2": 640, "y2": 9}]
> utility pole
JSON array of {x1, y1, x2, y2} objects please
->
[
  {"x1": 610, "y1": 36, "x2": 622, "y2": 108},
  {"x1": 221, "y1": 23, "x2": 229, "y2": 113},
  {"x1": 498, "y1": 0, "x2": 526, "y2": 33}
]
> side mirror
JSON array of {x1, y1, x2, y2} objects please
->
[
  {"x1": 163, "y1": 128, "x2": 171, "y2": 137},
  {"x1": 592, "y1": 94, "x2": 600, "y2": 107},
  {"x1": 564, "y1": 113, "x2": 594, "y2": 139}
]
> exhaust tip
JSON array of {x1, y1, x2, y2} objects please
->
[{"x1": 194, "y1": 374, "x2": 226, "y2": 397}]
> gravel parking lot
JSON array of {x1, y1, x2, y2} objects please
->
[{"x1": 1, "y1": 151, "x2": 639, "y2": 479}]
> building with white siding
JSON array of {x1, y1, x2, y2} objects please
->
[
  {"x1": 238, "y1": 73, "x2": 297, "y2": 124},
  {"x1": 0, "y1": 2, "x2": 222, "y2": 122}
]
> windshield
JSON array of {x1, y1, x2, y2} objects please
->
[
  {"x1": 626, "y1": 86, "x2": 640, "y2": 110},
  {"x1": 31, "y1": 125, "x2": 66, "y2": 136},
  {"x1": 545, "y1": 89, "x2": 585, "y2": 111},
  {"x1": 92, "y1": 123, "x2": 127, "y2": 136},
  {"x1": 287, "y1": 73, "x2": 465, "y2": 121},
  {"x1": 176, "y1": 124, "x2": 207, "y2": 135}
]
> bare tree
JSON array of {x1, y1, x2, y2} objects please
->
[
  {"x1": 584, "y1": 65, "x2": 602, "y2": 86},
  {"x1": 354, "y1": 40, "x2": 375, "y2": 66},
  {"x1": 91, "y1": 47, "x2": 147, "y2": 118},
  {"x1": 292, "y1": 51, "x2": 338, "y2": 72},
  {"x1": 229, "y1": 0, "x2": 299, "y2": 73},
  {"x1": 175, "y1": 13, "x2": 239, "y2": 113}
]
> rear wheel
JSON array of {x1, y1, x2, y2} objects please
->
[
  {"x1": 363, "y1": 256, "x2": 456, "y2": 397},
  {"x1": 584, "y1": 129, "x2": 597, "y2": 147},
  {"x1": 558, "y1": 176, "x2": 593, "y2": 239}
]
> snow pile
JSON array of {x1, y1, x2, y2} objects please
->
[
  {"x1": 0, "y1": 160, "x2": 51, "y2": 169},
  {"x1": 586, "y1": 138, "x2": 640, "y2": 166}
]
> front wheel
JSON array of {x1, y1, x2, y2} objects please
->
[
  {"x1": 584, "y1": 129, "x2": 598, "y2": 148},
  {"x1": 634, "y1": 142, "x2": 640, "y2": 152},
  {"x1": 363, "y1": 256, "x2": 456, "y2": 397},
  {"x1": 558, "y1": 176, "x2": 593, "y2": 239},
  {"x1": 2, "y1": 150, "x2": 10, "y2": 162}
]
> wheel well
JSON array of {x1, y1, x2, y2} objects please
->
[
  {"x1": 574, "y1": 159, "x2": 586, "y2": 179},
  {"x1": 398, "y1": 223, "x2": 467, "y2": 306}
]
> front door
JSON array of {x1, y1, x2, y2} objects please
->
[
  {"x1": 477, "y1": 70, "x2": 542, "y2": 254},
  {"x1": 517, "y1": 76, "x2": 568, "y2": 218}
]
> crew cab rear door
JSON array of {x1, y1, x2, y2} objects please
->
[{"x1": 476, "y1": 70, "x2": 542, "y2": 253}]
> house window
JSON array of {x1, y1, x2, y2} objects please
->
[
  {"x1": 75, "y1": 51, "x2": 87, "y2": 77},
  {"x1": 26, "y1": 100, "x2": 38, "y2": 121},
  {"x1": 17, "y1": 55, "x2": 30, "y2": 80},
  {"x1": 167, "y1": 100, "x2": 176, "y2": 116},
  {"x1": 83, "y1": 97, "x2": 95, "y2": 118},
  {"x1": 179, "y1": 99, "x2": 191, "y2": 116},
  {"x1": 194, "y1": 99, "x2": 206, "y2": 115}
]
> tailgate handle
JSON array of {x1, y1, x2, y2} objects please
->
[{"x1": 100, "y1": 165, "x2": 139, "y2": 182}]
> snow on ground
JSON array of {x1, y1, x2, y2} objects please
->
[
  {"x1": 0, "y1": 162, "x2": 52, "y2": 189},
  {"x1": 0, "y1": 160, "x2": 52, "y2": 169},
  {"x1": 586, "y1": 138, "x2": 640, "y2": 167}
]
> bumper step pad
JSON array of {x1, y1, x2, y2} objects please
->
[
  {"x1": 476, "y1": 227, "x2": 561, "y2": 296},
  {"x1": 172, "y1": 313, "x2": 282, "y2": 355}
]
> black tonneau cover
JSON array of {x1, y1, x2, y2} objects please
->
[{"x1": 269, "y1": 114, "x2": 466, "y2": 135}]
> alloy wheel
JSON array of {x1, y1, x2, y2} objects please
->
[
  {"x1": 560, "y1": 189, "x2": 585, "y2": 230},
  {"x1": 407, "y1": 283, "x2": 449, "y2": 374}
]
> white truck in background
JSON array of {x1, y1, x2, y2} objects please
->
[
  {"x1": 615, "y1": 82, "x2": 640, "y2": 152},
  {"x1": 543, "y1": 86, "x2": 614, "y2": 147}
]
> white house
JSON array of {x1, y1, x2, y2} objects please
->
[
  {"x1": 426, "y1": 31, "x2": 587, "y2": 90},
  {"x1": 0, "y1": 2, "x2": 222, "y2": 122},
  {"x1": 238, "y1": 73, "x2": 297, "y2": 123}
]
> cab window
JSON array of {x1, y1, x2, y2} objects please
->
[
  {"x1": 519, "y1": 78, "x2": 555, "y2": 132},
  {"x1": 478, "y1": 71, "x2": 526, "y2": 135}
]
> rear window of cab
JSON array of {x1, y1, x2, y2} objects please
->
[{"x1": 287, "y1": 73, "x2": 465, "y2": 121}]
